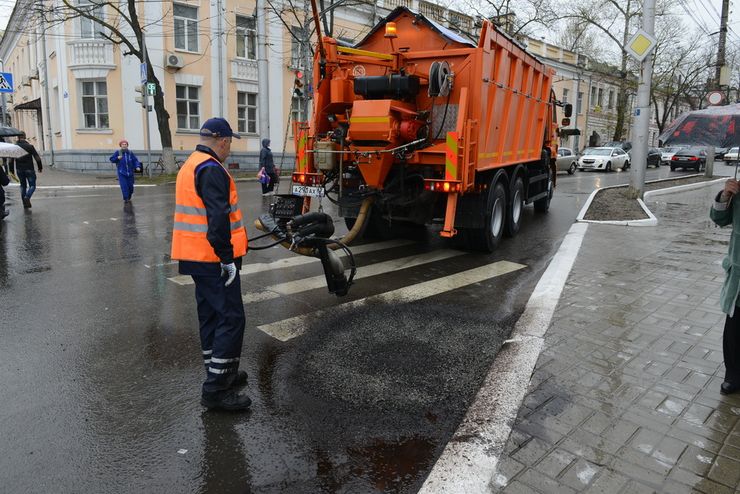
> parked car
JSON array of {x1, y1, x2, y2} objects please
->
[
  {"x1": 724, "y1": 147, "x2": 739, "y2": 165},
  {"x1": 577, "y1": 147, "x2": 630, "y2": 172},
  {"x1": 556, "y1": 147, "x2": 578, "y2": 174},
  {"x1": 670, "y1": 147, "x2": 707, "y2": 171},
  {"x1": 660, "y1": 146, "x2": 684, "y2": 165},
  {"x1": 646, "y1": 148, "x2": 662, "y2": 168}
]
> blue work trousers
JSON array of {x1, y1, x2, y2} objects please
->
[
  {"x1": 192, "y1": 273, "x2": 246, "y2": 395},
  {"x1": 18, "y1": 169, "x2": 37, "y2": 199},
  {"x1": 118, "y1": 173, "x2": 135, "y2": 201}
]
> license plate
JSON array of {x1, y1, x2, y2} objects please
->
[{"x1": 292, "y1": 185, "x2": 325, "y2": 197}]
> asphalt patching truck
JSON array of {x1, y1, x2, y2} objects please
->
[{"x1": 287, "y1": 6, "x2": 570, "y2": 253}]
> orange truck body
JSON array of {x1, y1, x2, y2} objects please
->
[{"x1": 293, "y1": 7, "x2": 562, "y2": 250}]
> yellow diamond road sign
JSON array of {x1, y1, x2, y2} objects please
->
[{"x1": 626, "y1": 29, "x2": 657, "y2": 62}]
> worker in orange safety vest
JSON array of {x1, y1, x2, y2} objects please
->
[{"x1": 171, "y1": 117, "x2": 251, "y2": 411}]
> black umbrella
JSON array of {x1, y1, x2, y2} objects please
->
[{"x1": 0, "y1": 126, "x2": 24, "y2": 137}]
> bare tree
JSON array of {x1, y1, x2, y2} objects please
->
[
  {"x1": 462, "y1": 0, "x2": 558, "y2": 38},
  {"x1": 650, "y1": 24, "x2": 715, "y2": 132},
  {"x1": 36, "y1": 0, "x2": 180, "y2": 171}
]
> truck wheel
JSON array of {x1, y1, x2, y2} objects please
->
[
  {"x1": 505, "y1": 176, "x2": 524, "y2": 237},
  {"x1": 534, "y1": 172, "x2": 552, "y2": 213},
  {"x1": 458, "y1": 180, "x2": 506, "y2": 252}
]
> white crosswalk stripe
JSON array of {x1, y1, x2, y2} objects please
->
[
  {"x1": 166, "y1": 239, "x2": 415, "y2": 285},
  {"x1": 257, "y1": 260, "x2": 526, "y2": 341},
  {"x1": 243, "y1": 249, "x2": 465, "y2": 303}
]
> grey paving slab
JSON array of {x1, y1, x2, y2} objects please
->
[{"x1": 494, "y1": 183, "x2": 740, "y2": 492}]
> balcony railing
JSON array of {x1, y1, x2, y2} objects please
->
[
  {"x1": 67, "y1": 39, "x2": 114, "y2": 67},
  {"x1": 230, "y1": 59, "x2": 258, "y2": 82}
]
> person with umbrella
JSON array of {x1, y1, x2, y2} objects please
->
[
  {"x1": 0, "y1": 138, "x2": 29, "y2": 218},
  {"x1": 8, "y1": 131, "x2": 43, "y2": 208}
]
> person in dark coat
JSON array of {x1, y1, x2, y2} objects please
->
[
  {"x1": 0, "y1": 163, "x2": 9, "y2": 219},
  {"x1": 9, "y1": 132, "x2": 43, "y2": 209},
  {"x1": 710, "y1": 178, "x2": 740, "y2": 395},
  {"x1": 109, "y1": 139, "x2": 142, "y2": 202},
  {"x1": 259, "y1": 138, "x2": 278, "y2": 195}
]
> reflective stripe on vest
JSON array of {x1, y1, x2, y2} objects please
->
[{"x1": 170, "y1": 151, "x2": 248, "y2": 262}]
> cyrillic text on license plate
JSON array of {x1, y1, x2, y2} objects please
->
[{"x1": 292, "y1": 185, "x2": 325, "y2": 197}]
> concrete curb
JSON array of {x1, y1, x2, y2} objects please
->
[
  {"x1": 643, "y1": 177, "x2": 726, "y2": 199},
  {"x1": 575, "y1": 184, "x2": 657, "y2": 226},
  {"x1": 576, "y1": 176, "x2": 726, "y2": 227},
  {"x1": 419, "y1": 223, "x2": 589, "y2": 493}
]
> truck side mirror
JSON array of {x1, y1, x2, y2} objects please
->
[{"x1": 564, "y1": 103, "x2": 573, "y2": 118}]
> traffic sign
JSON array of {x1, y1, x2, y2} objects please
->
[
  {"x1": 146, "y1": 82, "x2": 156, "y2": 95},
  {"x1": 707, "y1": 91, "x2": 724, "y2": 106},
  {"x1": 0, "y1": 72, "x2": 13, "y2": 93},
  {"x1": 140, "y1": 63, "x2": 147, "y2": 84},
  {"x1": 625, "y1": 30, "x2": 657, "y2": 62}
]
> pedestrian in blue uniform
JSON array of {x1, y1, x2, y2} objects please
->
[
  {"x1": 710, "y1": 178, "x2": 740, "y2": 395},
  {"x1": 109, "y1": 139, "x2": 142, "y2": 202}
]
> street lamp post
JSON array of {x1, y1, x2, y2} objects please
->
[{"x1": 0, "y1": 58, "x2": 7, "y2": 127}]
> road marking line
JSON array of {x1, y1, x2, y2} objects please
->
[
  {"x1": 243, "y1": 249, "x2": 465, "y2": 303},
  {"x1": 257, "y1": 260, "x2": 526, "y2": 342},
  {"x1": 166, "y1": 239, "x2": 415, "y2": 285},
  {"x1": 418, "y1": 222, "x2": 588, "y2": 494}
]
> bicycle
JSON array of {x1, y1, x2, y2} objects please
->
[{"x1": 143, "y1": 157, "x2": 184, "y2": 176}]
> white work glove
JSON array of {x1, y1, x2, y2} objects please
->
[{"x1": 220, "y1": 262, "x2": 237, "y2": 287}]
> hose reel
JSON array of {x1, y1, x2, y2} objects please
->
[{"x1": 428, "y1": 61, "x2": 452, "y2": 98}]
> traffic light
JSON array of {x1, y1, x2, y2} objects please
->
[
  {"x1": 134, "y1": 85, "x2": 146, "y2": 108},
  {"x1": 134, "y1": 85, "x2": 152, "y2": 111},
  {"x1": 293, "y1": 70, "x2": 304, "y2": 98}
]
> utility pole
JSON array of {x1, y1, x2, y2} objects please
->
[
  {"x1": 716, "y1": 0, "x2": 730, "y2": 89},
  {"x1": 256, "y1": 0, "x2": 270, "y2": 142},
  {"x1": 0, "y1": 58, "x2": 7, "y2": 127},
  {"x1": 627, "y1": 0, "x2": 656, "y2": 199},
  {"x1": 142, "y1": 31, "x2": 152, "y2": 178},
  {"x1": 39, "y1": 13, "x2": 55, "y2": 166}
]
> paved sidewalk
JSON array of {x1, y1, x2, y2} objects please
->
[{"x1": 494, "y1": 183, "x2": 740, "y2": 493}]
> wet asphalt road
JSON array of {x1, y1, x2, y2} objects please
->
[{"x1": 0, "y1": 165, "x2": 704, "y2": 492}]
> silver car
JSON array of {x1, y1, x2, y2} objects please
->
[{"x1": 556, "y1": 147, "x2": 578, "y2": 174}]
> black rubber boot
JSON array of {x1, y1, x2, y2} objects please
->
[{"x1": 201, "y1": 390, "x2": 252, "y2": 411}]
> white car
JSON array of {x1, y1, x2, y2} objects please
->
[
  {"x1": 577, "y1": 147, "x2": 630, "y2": 172},
  {"x1": 660, "y1": 146, "x2": 684, "y2": 165},
  {"x1": 556, "y1": 147, "x2": 578, "y2": 174},
  {"x1": 724, "y1": 147, "x2": 739, "y2": 165}
]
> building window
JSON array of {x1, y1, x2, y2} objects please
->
[
  {"x1": 236, "y1": 15, "x2": 256, "y2": 59},
  {"x1": 577, "y1": 92, "x2": 583, "y2": 114},
  {"x1": 79, "y1": 0, "x2": 104, "y2": 39},
  {"x1": 597, "y1": 88, "x2": 603, "y2": 107},
  {"x1": 237, "y1": 91, "x2": 258, "y2": 134},
  {"x1": 174, "y1": 4, "x2": 198, "y2": 52},
  {"x1": 590, "y1": 86, "x2": 597, "y2": 108},
  {"x1": 290, "y1": 26, "x2": 306, "y2": 68},
  {"x1": 562, "y1": 88, "x2": 569, "y2": 104},
  {"x1": 81, "y1": 80, "x2": 108, "y2": 129},
  {"x1": 608, "y1": 90, "x2": 614, "y2": 109},
  {"x1": 176, "y1": 85, "x2": 200, "y2": 130}
]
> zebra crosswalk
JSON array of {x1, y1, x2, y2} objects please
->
[
  {"x1": 257, "y1": 260, "x2": 525, "y2": 341},
  {"x1": 164, "y1": 238, "x2": 527, "y2": 342}
]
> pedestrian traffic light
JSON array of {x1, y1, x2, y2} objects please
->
[{"x1": 293, "y1": 70, "x2": 304, "y2": 98}]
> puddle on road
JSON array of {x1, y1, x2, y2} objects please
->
[{"x1": 316, "y1": 436, "x2": 436, "y2": 492}]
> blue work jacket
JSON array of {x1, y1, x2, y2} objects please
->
[{"x1": 109, "y1": 149, "x2": 141, "y2": 177}]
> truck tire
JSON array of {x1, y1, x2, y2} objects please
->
[
  {"x1": 533, "y1": 171, "x2": 552, "y2": 213},
  {"x1": 505, "y1": 176, "x2": 524, "y2": 237},
  {"x1": 460, "y1": 180, "x2": 506, "y2": 251}
]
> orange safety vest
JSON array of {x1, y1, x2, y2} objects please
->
[{"x1": 170, "y1": 151, "x2": 248, "y2": 262}]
